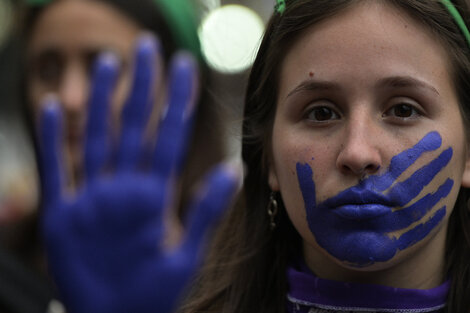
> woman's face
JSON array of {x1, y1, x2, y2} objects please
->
[
  {"x1": 269, "y1": 2, "x2": 470, "y2": 286},
  {"x1": 27, "y1": 0, "x2": 141, "y2": 184}
]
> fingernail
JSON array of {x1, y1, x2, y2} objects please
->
[
  {"x1": 96, "y1": 51, "x2": 120, "y2": 72},
  {"x1": 222, "y1": 158, "x2": 245, "y2": 192},
  {"x1": 137, "y1": 33, "x2": 160, "y2": 55},
  {"x1": 41, "y1": 94, "x2": 60, "y2": 113},
  {"x1": 173, "y1": 52, "x2": 199, "y2": 120}
]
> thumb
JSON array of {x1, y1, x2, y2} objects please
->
[{"x1": 180, "y1": 162, "x2": 242, "y2": 259}]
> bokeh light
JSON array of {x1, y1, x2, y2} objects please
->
[{"x1": 198, "y1": 4, "x2": 264, "y2": 73}]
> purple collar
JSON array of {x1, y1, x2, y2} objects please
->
[{"x1": 287, "y1": 264, "x2": 449, "y2": 313}]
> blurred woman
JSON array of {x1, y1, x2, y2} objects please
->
[{"x1": 0, "y1": 0, "x2": 226, "y2": 312}]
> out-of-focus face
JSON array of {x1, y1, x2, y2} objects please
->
[
  {"x1": 269, "y1": 2, "x2": 470, "y2": 288},
  {"x1": 27, "y1": 0, "x2": 140, "y2": 185}
]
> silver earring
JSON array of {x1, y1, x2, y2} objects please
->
[{"x1": 267, "y1": 192, "x2": 279, "y2": 230}]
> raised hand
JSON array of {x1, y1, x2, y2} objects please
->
[
  {"x1": 39, "y1": 35, "x2": 239, "y2": 313},
  {"x1": 296, "y1": 131, "x2": 453, "y2": 266}
]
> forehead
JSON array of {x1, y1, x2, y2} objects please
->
[
  {"x1": 28, "y1": 0, "x2": 140, "y2": 55},
  {"x1": 278, "y1": 1, "x2": 454, "y2": 99}
]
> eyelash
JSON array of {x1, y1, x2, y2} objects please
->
[
  {"x1": 304, "y1": 105, "x2": 340, "y2": 123},
  {"x1": 303, "y1": 100, "x2": 424, "y2": 124},
  {"x1": 382, "y1": 102, "x2": 424, "y2": 121}
]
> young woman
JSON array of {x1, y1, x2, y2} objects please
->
[{"x1": 180, "y1": 0, "x2": 470, "y2": 312}]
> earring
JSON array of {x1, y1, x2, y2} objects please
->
[{"x1": 267, "y1": 192, "x2": 279, "y2": 230}]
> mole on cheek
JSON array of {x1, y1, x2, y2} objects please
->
[{"x1": 309, "y1": 71, "x2": 314, "y2": 78}]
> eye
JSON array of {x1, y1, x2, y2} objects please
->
[
  {"x1": 306, "y1": 106, "x2": 340, "y2": 122},
  {"x1": 31, "y1": 52, "x2": 63, "y2": 87},
  {"x1": 383, "y1": 101, "x2": 423, "y2": 120}
]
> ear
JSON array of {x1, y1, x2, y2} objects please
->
[
  {"x1": 268, "y1": 165, "x2": 280, "y2": 191},
  {"x1": 462, "y1": 155, "x2": 470, "y2": 188}
]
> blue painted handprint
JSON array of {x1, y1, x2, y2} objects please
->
[
  {"x1": 296, "y1": 132, "x2": 453, "y2": 266},
  {"x1": 39, "y1": 35, "x2": 239, "y2": 313}
]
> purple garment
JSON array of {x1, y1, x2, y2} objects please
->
[{"x1": 286, "y1": 264, "x2": 449, "y2": 313}]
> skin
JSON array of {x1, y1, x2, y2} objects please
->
[
  {"x1": 268, "y1": 1, "x2": 470, "y2": 289},
  {"x1": 27, "y1": 0, "x2": 142, "y2": 186}
]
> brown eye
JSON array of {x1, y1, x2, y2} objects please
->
[
  {"x1": 393, "y1": 104, "x2": 413, "y2": 117},
  {"x1": 32, "y1": 51, "x2": 63, "y2": 87},
  {"x1": 384, "y1": 103, "x2": 422, "y2": 120},
  {"x1": 307, "y1": 106, "x2": 339, "y2": 122}
]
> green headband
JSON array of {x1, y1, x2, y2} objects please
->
[
  {"x1": 25, "y1": 0, "x2": 201, "y2": 57},
  {"x1": 440, "y1": 0, "x2": 470, "y2": 47},
  {"x1": 274, "y1": 0, "x2": 470, "y2": 47}
]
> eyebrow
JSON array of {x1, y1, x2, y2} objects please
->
[
  {"x1": 286, "y1": 80, "x2": 339, "y2": 99},
  {"x1": 286, "y1": 75, "x2": 440, "y2": 99},
  {"x1": 376, "y1": 76, "x2": 440, "y2": 96}
]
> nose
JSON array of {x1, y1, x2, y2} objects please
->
[
  {"x1": 58, "y1": 63, "x2": 88, "y2": 116},
  {"x1": 336, "y1": 121, "x2": 382, "y2": 177}
]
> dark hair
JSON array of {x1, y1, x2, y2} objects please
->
[
  {"x1": 22, "y1": 0, "x2": 177, "y2": 62},
  {"x1": 180, "y1": 1, "x2": 470, "y2": 312}
]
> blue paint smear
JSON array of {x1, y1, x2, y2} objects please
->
[{"x1": 296, "y1": 131, "x2": 453, "y2": 266}]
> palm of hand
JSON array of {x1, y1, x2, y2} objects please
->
[{"x1": 39, "y1": 36, "x2": 238, "y2": 313}]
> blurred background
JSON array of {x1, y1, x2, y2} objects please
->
[
  {"x1": 0, "y1": 0, "x2": 275, "y2": 232},
  {"x1": 0, "y1": 1, "x2": 277, "y2": 311}
]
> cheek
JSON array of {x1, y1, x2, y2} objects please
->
[
  {"x1": 438, "y1": 141, "x2": 467, "y2": 218},
  {"x1": 278, "y1": 162, "x2": 315, "y2": 247},
  {"x1": 274, "y1": 145, "x2": 316, "y2": 195},
  {"x1": 273, "y1": 144, "x2": 326, "y2": 244}
]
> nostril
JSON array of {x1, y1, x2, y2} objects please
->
[
  {"x1": 341, "y1": 162, "x2": 380, "y2": 177},
  {"x1": 360, "y1": 164, "x2": 380, "y2": 180},
  {"x1": 365, "y1": 164, "x2": 380, "y2": 172}
]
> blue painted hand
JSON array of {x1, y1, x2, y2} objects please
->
[
  {"x1": 296, "y1": 132, "x2": 453, "y2": 266},
  {"x1": 39, "y1": 35, "x2": 239, "y2": 313}
]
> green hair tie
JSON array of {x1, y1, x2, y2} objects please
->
[
  {"x1": 24, "y1": 0, "x2": 201, "y2": 58},
  {"x1": 25, "y1": 0, "x2": 51, "y2": 5},
  {"x1": 275, "y1": 0, "x2": 286, "y2": 15},
  {"x1": 155, "y1": 0, "x2": 200, "y2": 58},
  {"x1": 440, "y1": 0, "x2": 470, "y2": 47}
]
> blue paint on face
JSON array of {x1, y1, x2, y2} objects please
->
[{"x1": 296, "y1": 131, "x2": 454, "y2": 266}]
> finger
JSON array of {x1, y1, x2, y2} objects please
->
[
  {"x1": 38, "y1": 97, "x2": 65, "y2": 208},
  {"x1": 84, "y1": 53, "x2": 119, "y2": 183},
  {"x1": 360, "y1": 178, "x2": 453, "y2": 232},
  {"x1": 387, "y1": 147, "x2": 453, "y2": 206},
  {"x1": 180, "y1": 163, "x2": 241, "y2": 259},
  {"x1": 152, "y1": 52, "x2": 198, "y2": 180},
  {"x1": 364, "y1": 131, "x2": 442, "y2": 191},
  {"x1": 117, "y1": 35, "x2": 159, "y2": 171},
  {"x1": 296, "y1": 162, "x2": 317, "y2": 207},
  {"x1": 395, "y1": 206, "x2": 447, "y2": 251}
]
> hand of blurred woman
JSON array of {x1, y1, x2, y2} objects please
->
[{"x1": 38, "y1": 35, "x2": 240, "y2": 313}]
